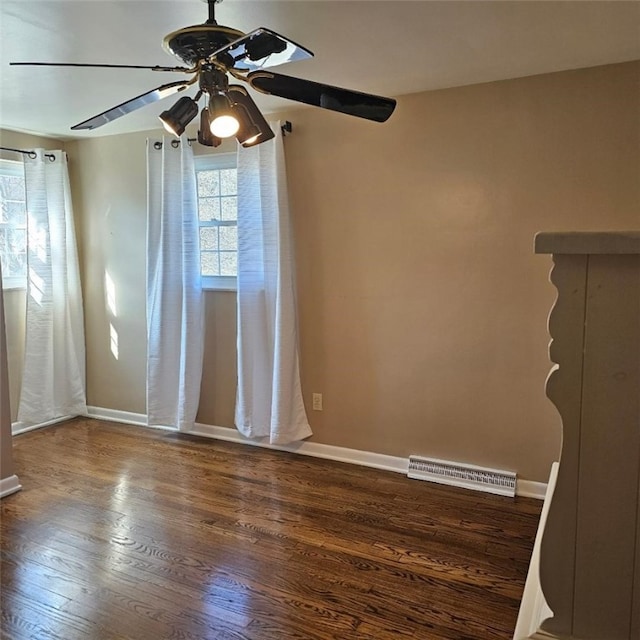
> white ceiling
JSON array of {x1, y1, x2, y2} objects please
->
[{"x1": 1, "y1": 0, "x2": 639, "y2": 140}]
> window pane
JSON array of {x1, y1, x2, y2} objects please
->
[
  {"x1": 219, "y1": 251, "x2": 237, "y2": 276},
  {"x1": 219, "y1": 169, "x2": 237, "y2": 196},
  {"x1": 195, "y1": 155, "x2": 238, "y2": 284},
  {"x1": 200, "y1": 227, "x2": 219, "y2": 251},
  {"x1": 201, "y1": 251, "x2": 219, "y2": 277},
  {"x1": 199, "y1": 196, "x2": 220, "y2": 222},
  {"x1": 0, "y1": 228, "x2": 27, "y2": 278},
  {"x1": 2, "y1": 200, "x2": 27, "y2": 226},
  {"x1": 218, "y1": 225, "x2": 237, "y2": 251},
  {"x1": 197, "y1": 170, "x2": 220, "y2": 198},
  {"x1": 0, "y1": 164, "x2": 27, "y2": 284},
  {"x1": 220, "y1": 196, "x2": 237, "y2": 221},
  {"x1": 0, "y1": 175, "x2": 26, "y2": 201}
]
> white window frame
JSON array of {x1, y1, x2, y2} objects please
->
[
  {"x1": 0, "y1": 159, "x2": 27, "y2": 290},
  {"x1": 195, "y1": 152, "x2": 238, "y2": 291}
]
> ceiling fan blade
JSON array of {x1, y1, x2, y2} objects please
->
[
  {"x1": 210, "y1": 28, "x2": 313, "y2": 72},
  {"x1": 11, "y1": 62, "x2": 191, "y2": 72},
  {"x1": 71, "y1": 81, "x2": 190, "y2": 130},
  {"x1": 247, "y1": 72, "x2": 397, "y2": 123}
]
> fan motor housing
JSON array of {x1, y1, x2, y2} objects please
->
[{"x1": 163, "y1": 25, "x2": 245, "y2": 65}]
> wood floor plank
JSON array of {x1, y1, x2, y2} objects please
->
[{"x1": 1, "y1": 418, "x2": 541, "y2": 639}]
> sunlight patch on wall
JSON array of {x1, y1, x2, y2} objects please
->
[
  {"x1": 105, "y1": 271, "x2": 117, "y2": 317},
  {"x1": 110, "y1": 323, "x2": 119, "y2": 360},
  {"x1": 105, "y1": 270, "x2": 119, "y2": 359}
]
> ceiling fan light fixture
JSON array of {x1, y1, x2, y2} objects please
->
[
  {"x1": 234, "y1": 106, "x2": 261, "y2": 145},
  {"x1": 159, "y1": 95, "x2": 199, "y2": 137},
  {"x1": 240, "y1": 129, "x2": 260, "y2": 147},
  {"x1": 197, "y1": 108, "x2": 222, "y2": 147},
  {"x1": 209, "y1": 94, "x2": 240, "y2": 138},
  {"x1": 228, "y1": 86, "x2": 275, "y2": 148}
]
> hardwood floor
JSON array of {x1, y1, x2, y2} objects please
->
[{"x1": 1, "y1": 418, "x2": 541, "y2": 639}]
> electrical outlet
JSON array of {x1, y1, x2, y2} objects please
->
[{"x1": 312, "y1": 393, "x2": 323, "y2": 411}]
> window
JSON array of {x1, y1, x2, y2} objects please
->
[
  {"x1": 0, "y1": 160, "x2": 27, "y2": 289},
  {"x1": 195, "y1": 153, "x2": 237, "y2": 290}
]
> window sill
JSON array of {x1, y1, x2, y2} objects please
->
[
  {"x1": 1, "y1": 278, "x2": 26, "y2": 291},
  {"x1": 202, "y1": 276, "x2": 237, "y2": 292}
]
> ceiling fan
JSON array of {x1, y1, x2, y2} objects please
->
[{"x1": 11, "y1": 0, "x2": 397, "y2": 148}]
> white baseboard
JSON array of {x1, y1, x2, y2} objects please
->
[
  {"x1": 83, "y1": 407, "x2": 548, "y2": 499},
  {"x1": 85, "y1": 406, "x2": 147, "y2": 426},
  {"x1": 516, "y1": 479, "x2": 548, "y2": 501},
  {"x1": 191, "y1": 422, "x2": 408, "y2": 474},
  {"x1": 0, "y1": 474, "x2": 21, "y2": 498},
  {"x1": 12, "y1": 414, "x2": 74, "y2": 435},
  {"x1": 513, "y1": 462, "x2": 559, "y2": 639}
]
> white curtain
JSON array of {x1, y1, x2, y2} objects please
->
[
  {"x1": 235, "y1": 121, "x2": 312, "y2": 444},
  {"x1": 146, "y1": 138, "x2": 203, "y2": 430},
  {"x1": 17, "y1": 150, "x2": 86, "y2": 426}
]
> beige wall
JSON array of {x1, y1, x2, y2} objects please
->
[
  {"x1": 2, "y1": 289, "x2": 25, "y2": 423},
  {"x1": 66, "y1": 132, "x2": 149, "y2": 413},
  {"x1": 283, "y1": 61, "x2": 639, "y2": 482},
  {"x1": 49, "y1": 62, "x2": 640, "y2": 483}
]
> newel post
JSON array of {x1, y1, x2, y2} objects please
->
[{"x1": 534, "y1": 231, "x2": 640, "y2": 640}]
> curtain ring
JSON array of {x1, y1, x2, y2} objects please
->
[
  {"x1": 171, "y1": 139, "x2": 180, "y2": 148},
  {"x1": 47, "y1": 153, "x2": 56, "y2": 162},
  {"x1": 27, "y1": 151, "x2": 37, "y2": 159},
  {"x1": 153, "y1": 141, "x2": 163, "y2": 150}
]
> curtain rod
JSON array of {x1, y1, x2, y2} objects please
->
[
  {"x1": 0, "y1": 146, "x2": 57, "y2": 160},
  {"x1": 1, "y1": 122, "x2": 293, "y2": 159}
]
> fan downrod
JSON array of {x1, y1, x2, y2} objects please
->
[
  {"x1": 203, "y1": 0, "x2": 224, "y2": 26},
  {"x1": 165, "y1": 0, "x2": 242, "y2": 66}
]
